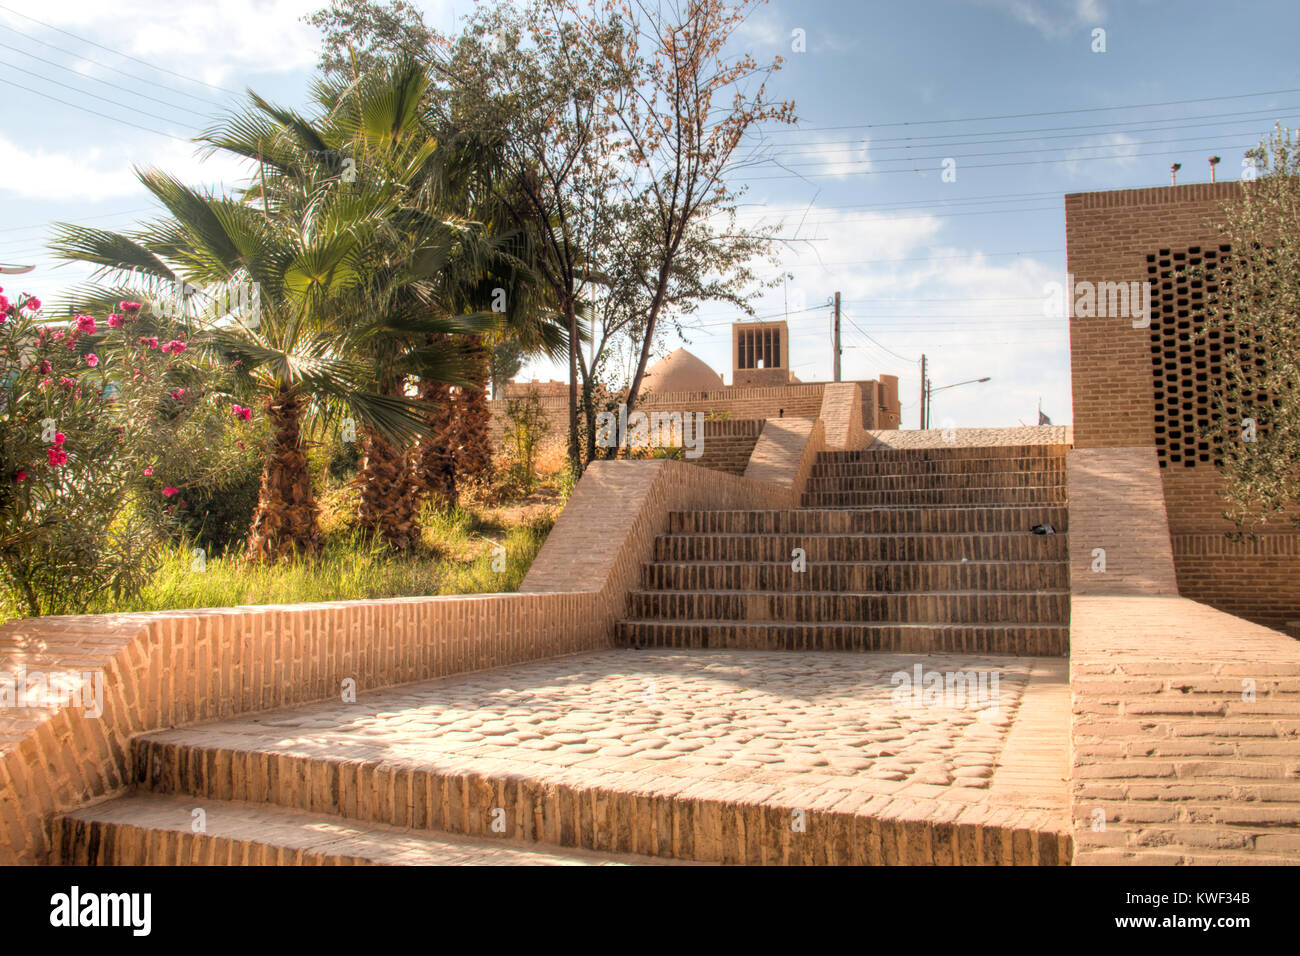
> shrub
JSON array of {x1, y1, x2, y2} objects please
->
[
  {"x1": 501, "y1": 392, "x2": 551, "y2": 494},
  {"x1": 0, "y1": 296, "x2": 239, "y2": 616}
]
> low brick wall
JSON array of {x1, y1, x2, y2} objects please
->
[
  {"x1": 0, "y1": 592, "x2": 608, "y2": 864},
  {"x1": 521, "y1": 418, "x2": 825, "y2": 599},
  {"x1": 819, "y1": 382, "x2": 868, "y2": 451},
  {"x1": 1067, "y1": 447, "x2": 1179, "y2": 596}
]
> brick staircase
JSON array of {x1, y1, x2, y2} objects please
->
[
  {"x1": 616, "y1": 443, "x2": 1071, "y2": 656},
  {"x1": 691, "y1": 419, "x2": 764, "y2": 475}
]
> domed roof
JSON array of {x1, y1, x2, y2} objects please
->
[{"x1": 641, "y1": 348, "x2": 724, "y2": 394}]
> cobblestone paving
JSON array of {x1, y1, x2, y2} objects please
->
[
  {"x1": 166, "y1": 649, "x2": 1068, "y2": 812},
  {"x1": 865, "y1": 426, "x2": 1070, "y2": 449}
]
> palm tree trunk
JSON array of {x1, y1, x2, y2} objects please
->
[
  {"x1": 455, "y1": 335, "x2": 493, "y2": 485},
  {"x1": 356, "y1": 426, "x2": 419, "y2": 551},
  {"x1": 247, "y1": 388, "x2": 320, "y2": 561},
  {"x1": 414, "y1": 376, "x2": 458, "y2": 507}
]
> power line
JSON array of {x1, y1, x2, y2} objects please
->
[
  {"x1": 0, "y1": 39, "x2": 222, "y2": 121},
  {"x1": 750, "y1": 85, "x2": 1300, "y2": 133},
  {"x1": 0, "y1": 77, "x2": 193, "y2": 142},
  {"x1": 742, "y1": 141, "x2": 1264, "y2": 182},
  {"x1": 749, "y1": 104, "x2": 1300, "y2": 152},
  {"x1": 745, "y1": 128, "x2": 1297, "y2": 174},
  {"x1": 841, "y1": 309, "x2": 920, "y2": 364},
  {"x1": 0, "y1": 2, "x2": 242, "y2": 96},
  {"x1": 0, "y1": 61, "x2": 205, "y2": 128}
]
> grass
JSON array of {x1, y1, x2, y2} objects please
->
[{"x1": 3, "y1": 499, "x2": 558, "y2": 620}]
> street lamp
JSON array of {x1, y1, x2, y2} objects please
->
[{"x1": 923, "y1": 376, "x2": 990, "y2": 429}]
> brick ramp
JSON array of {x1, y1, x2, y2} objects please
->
[
  {"x1": 59, "y1": 650, "x2": 1072, "y2": 865},
  {"x1": 1071, "y1": 596, "x2": 1300, "y2": 864},
  {"x1": 57, "y1": 792, "x2": 678, "y2": 865}
]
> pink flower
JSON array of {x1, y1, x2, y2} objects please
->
[
  {"x1": 139, "y1": 336, "x2": 159, "y2": 349},
  {"x1": 47, "y1": 447, "x2": 68, "y2": 467},
  {"x1": 143, "y1": 466, "x2": 153, "y2": 476},
  {"x1": 232, "y1": 404, "x2": 252, "y2": 421},
  {"x1": 23, "y1": 297, "x2": 40, "y2": 312},
  {"x1": 58, "y1": 376, "x2": 75, "y2": 389},
  {"x1": 54, "y1": 432, "x2": 66, "y2": 445},
  {"x1": 38, "y1": 378, "x2": 52, "y2": 388},
  {"x1": 75, "y1": 314, "x2": 97, "y2": 334},
  {"x1": 171, "y1": 388, "x2": 187, "y2": 400},
  {"x1": 160, "y1": 340, "x2": 187, "y2": 354},
  {"x1": 52, "y1": 330, "x2": 64, "y2": 341},
  {"x1": 39, "y1": 361, "x2": 51, "y2": 373},
  {"x1": 120, "y1": 301, "x2": 141, "y2": 313},
  {"x1": 235, "y1": 440, "x2": 245, "y2": 449},
  {"x1": 15, "y1": 471, "x2": 27, "y2": 482},
  {"x1": 107, "y1": 314, "x2": 124, "y2": 328},
  {"x1": 0, "y1": 295, "x2": 9, "y2": 313},
  {"x1": 85, "y1": 353, "x2": 99, "y2": 367},
  {"x1": 162, "y1": 486, "x2": 179, "y2": 497}
]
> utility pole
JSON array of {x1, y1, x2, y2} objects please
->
[
  {"x1": 919, "y1": 353, "x2": 927, "y2": 429},
  {"x1": 832, "y1": 291, "x2": 841, "y2": 382}
]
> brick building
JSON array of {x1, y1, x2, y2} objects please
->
[
  {"x1": 1066, "y1": 181, "x2": 1300, "y2": 627},
  {"x1": 489, "y1": 319, "x2": 901, "y2": 449}
]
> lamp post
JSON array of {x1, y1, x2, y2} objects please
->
[{"x1": 925, "y1": 376, "x2": 991, "y2": 428}]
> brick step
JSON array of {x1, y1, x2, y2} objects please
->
[
  {"x1": 810, "y1": 457, "x2": 1068, "y2": 478},
  {"x1": 614, "y1": 620, "x2": 1069, "y2": 656},
  {"x1": 640, "y1": 560, "x2": 1068, "y2": 593},
  {"x1": 669, "y1": 507, "x2": 1070, "y2": 535},
  {"x1": 55, "y1": 793, "x2": 676, "y2": 866},
  {"x1": 626, "y1": 589, "x2": 1071, "y2": 624},
  {"x1": 126, "y1": 723, "x2": 1067, "y2": 864},
  {"x1": 800, "y1": 487, "x2": 1068, "y2": 508},
  {"x1": 819, "y1": 445, "x2": 1069, "y2": 463},
  {"x1": 804, "y1": 471, "x2": 1066, "y2": 490},
  {"x1": 654, "y1": 531, "x2": 1069, "y2": 563}
]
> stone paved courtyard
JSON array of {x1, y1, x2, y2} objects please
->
[{"x1": 145, "y1": 649, "x2": 1070, "y2": 820}]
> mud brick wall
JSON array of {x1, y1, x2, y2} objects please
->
[
  {"x1": 1071, "y1": 595, "x2": 1300, "y2": 864},
  {"x1": 0, "y1": 592, "x2": 609, "y2": 864},
  {"x1": 1066, "y1": 182, "x2": 1300, "y2": 628},
  {"x1": 692, "y1": 419, "x2": 764, "y2": 475}
]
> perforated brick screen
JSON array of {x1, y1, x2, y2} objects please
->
[{"x1": 1147, "y1": 244, "x2": 1231, "y2": 468}]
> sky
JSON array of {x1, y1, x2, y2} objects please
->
[{"x1": 2, "y1": 0, "x2": 1298, "y2": 429}]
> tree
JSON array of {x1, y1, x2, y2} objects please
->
[
  {"x1": 49, "y1": 128, "x2": 479, "y2": 558},
  {"x1": 426, "y1": 1, "x2": 616, "y2": 477},
  {"x1": 305, "y1": 0, "x2": 433, "y2": 78},
  {"x1": 1201, "y1": 124, "x2": 1300, "y2": 531},
  {"x1": 573, "y1": 0, "x2": 795, "y2": 437},
  {"x1": 0, "y1": 295, "x2": 237, "y2": 616}
]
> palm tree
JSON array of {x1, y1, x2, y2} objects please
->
[{"x1": 49, "y1": 157, "x2": 481, "y2": 559}]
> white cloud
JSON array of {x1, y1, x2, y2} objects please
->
[
  {"x1": 2, "y1": 0, "x2": 325, "y2": 86},
  {"x1": 971, "y1": 0, "x2": 1107, "y2": 38},
  {"x1": 1062, "y1": 131, "x2": 1140, "y2": 176}
]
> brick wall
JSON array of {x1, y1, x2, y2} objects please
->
[
  {"x1": 1071, "y1": 595, "x2": 1300, "y2": 864},
  {"x1": 1067, "y1": 447, "x2": 1179, "y2": 596},
  {"x1": 1066, "y1": 182, "x2": 1300, "y2": 627},
  {"x1": 1066, "y1": 182, "x2": 1239, "y2": 450},
  {"x1": 0, "y1": 591, "x2": 610, "y2": 864}
]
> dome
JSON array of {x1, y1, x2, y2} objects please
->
[{"x1": 641, "y1": 348, "x2": 725, "y2": 394}]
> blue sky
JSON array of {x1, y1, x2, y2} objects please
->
[{"x1": 2, "y1": 0, "x2": 1297, "y2": 428}]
